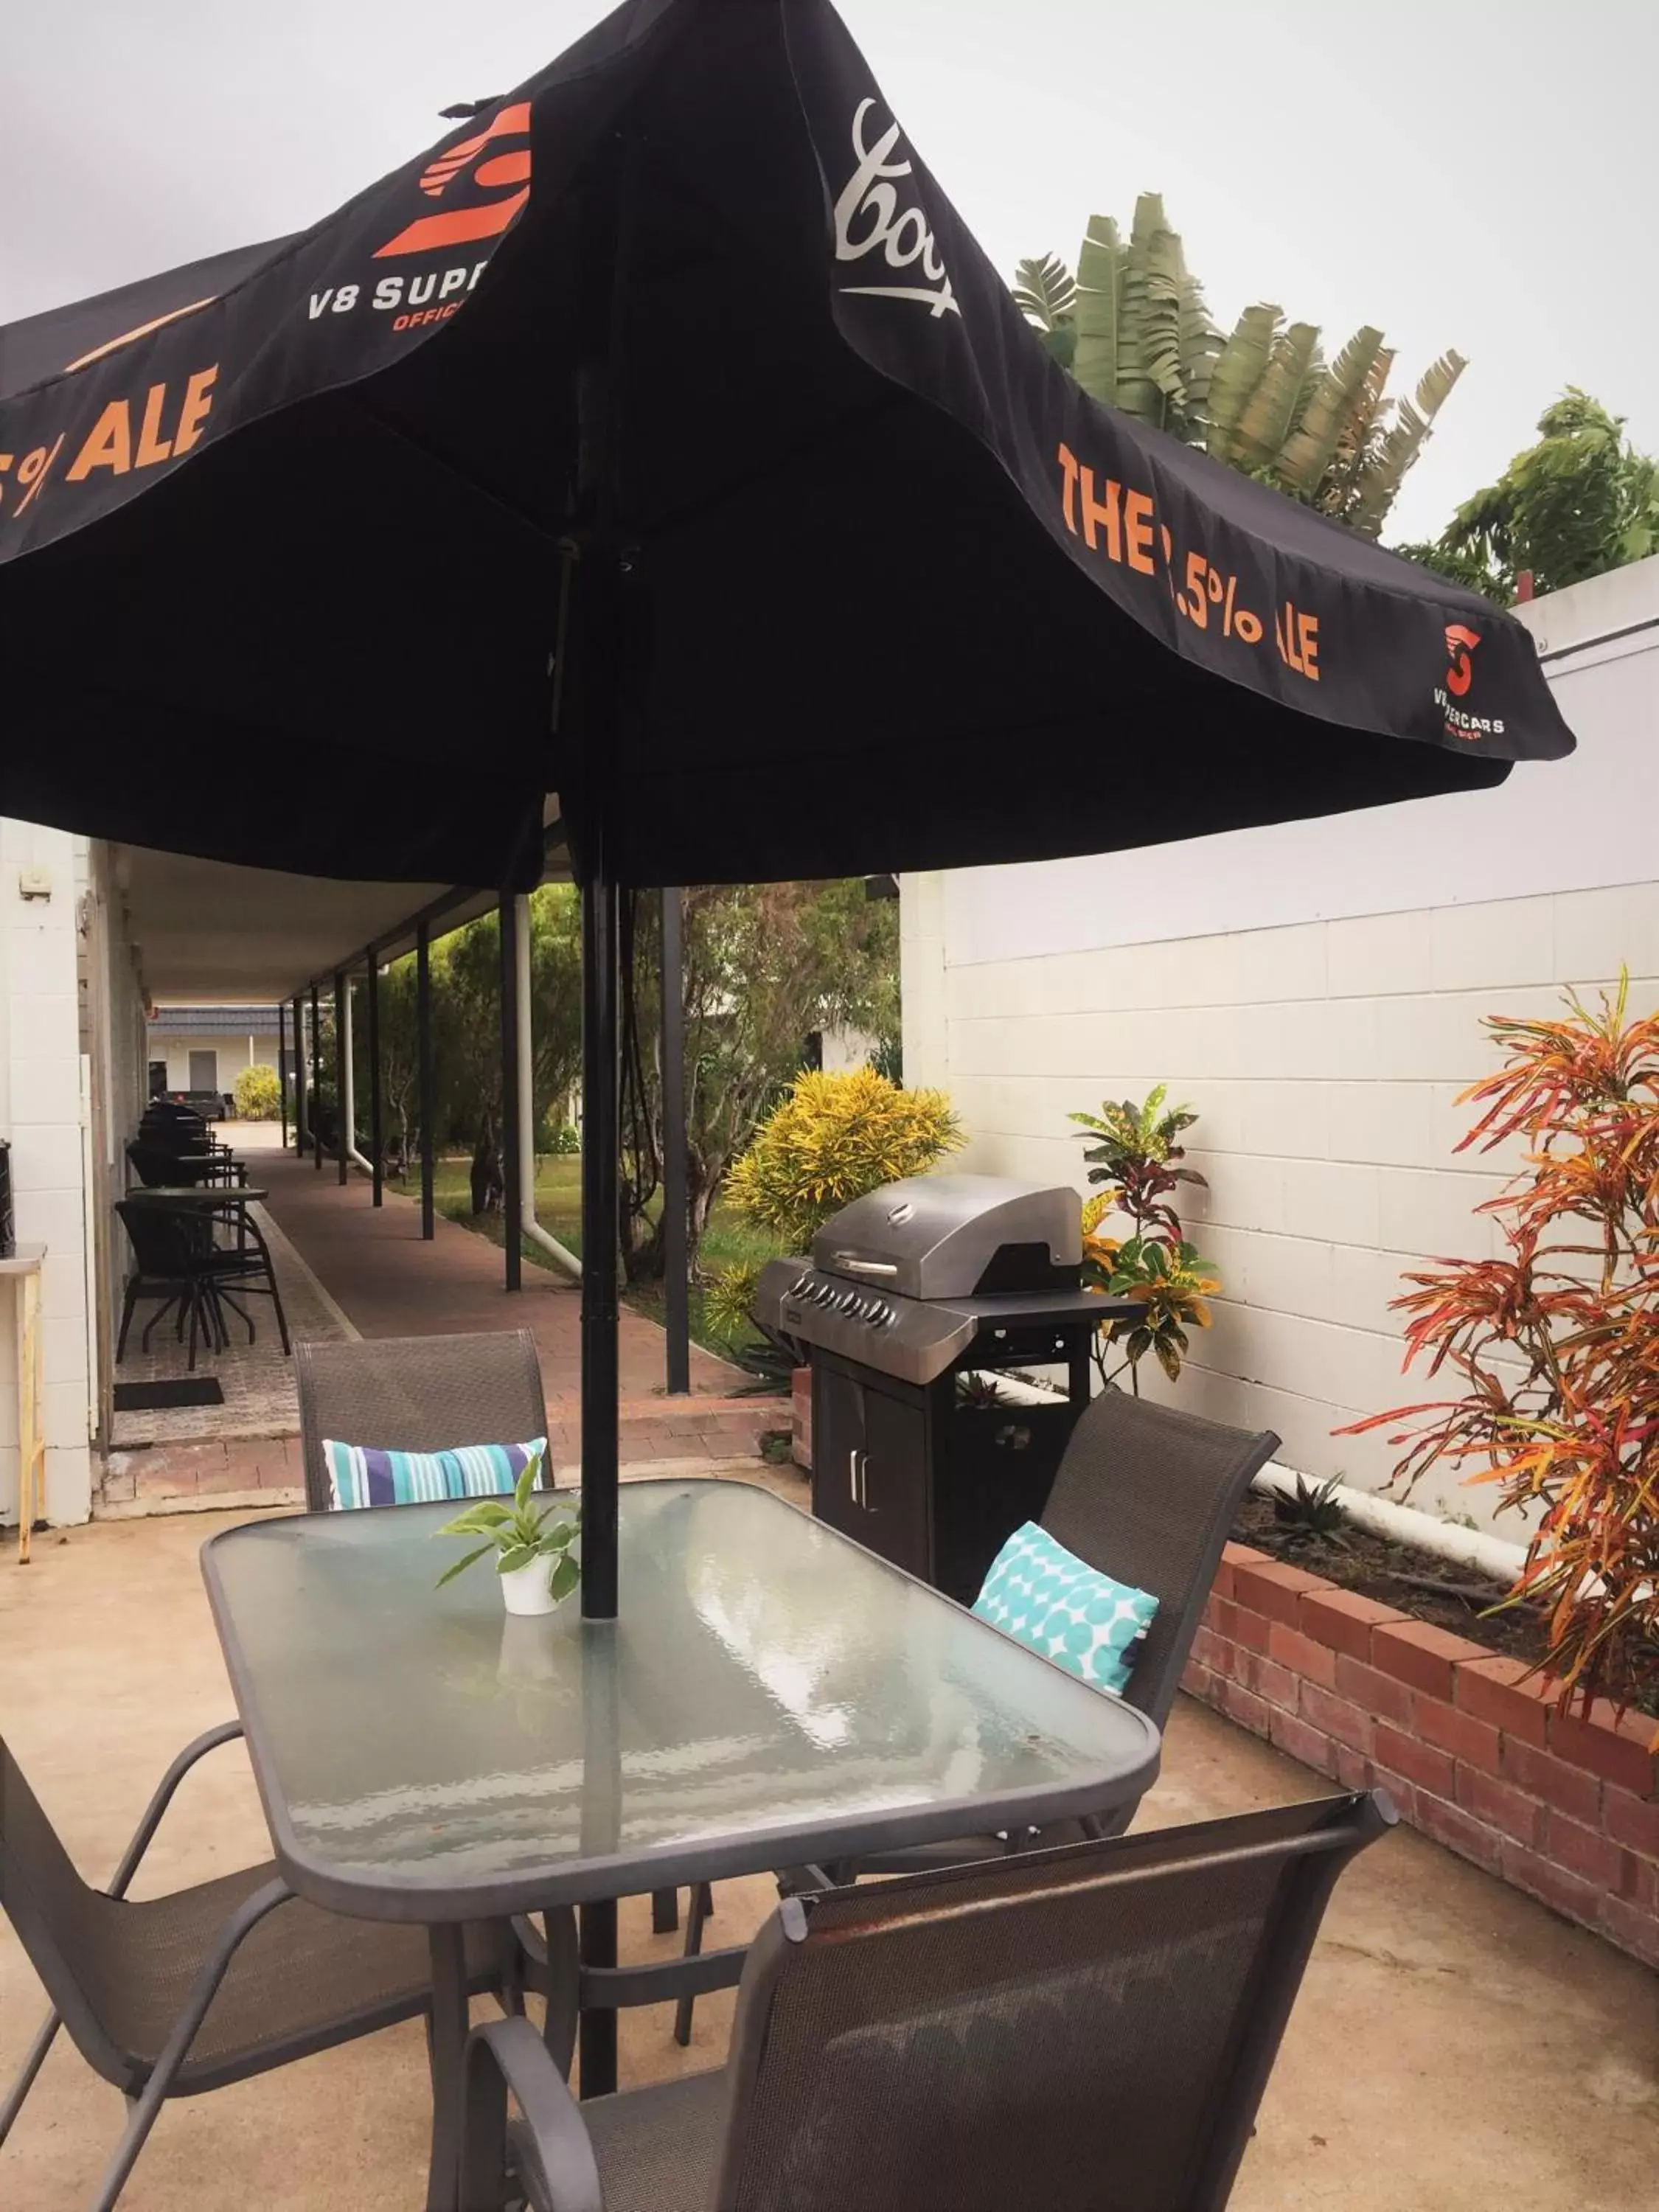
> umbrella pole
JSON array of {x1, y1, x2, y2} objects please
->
[
  {"x1": 577, "y1": 821, "x2": 621, "y2": 2098},
  {"x1": 579, "y1": 830, "x2": 620, "y2": 1620}
]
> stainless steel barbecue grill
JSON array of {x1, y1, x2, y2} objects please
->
[{"x1": 755, "y1": 1174, "x2": 1136, "y2": 1599}]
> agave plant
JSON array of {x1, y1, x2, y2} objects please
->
[{"x1": 1015, "y1": 197, "x2": 1464, "y2": 537}]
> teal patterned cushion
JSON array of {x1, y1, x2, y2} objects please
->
[{"x1": 973, "y1": 1520, "x2": 1158, "y2": 1696}]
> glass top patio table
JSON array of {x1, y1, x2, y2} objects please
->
[{"x1": 201, "y1": 1478, "x2": 1161, "y2": 1921}]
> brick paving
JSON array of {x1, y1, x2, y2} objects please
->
[{"x1": 108, "y1": 1143, "x2": 782, "y2": 1512}]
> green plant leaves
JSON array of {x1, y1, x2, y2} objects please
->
[
  {"x1": 434, "y1": 1541, "x2": 495, "y2": 1588},
  {"x1": 497, "y1": 1544, "x2": 538, "y2": 1576},
  {"x1": 548, "y1": 1553, "x2": 581, "y2": 1604},
  {"x1": 1071, "y1": 214, "x2": 1123, "y2": 410},
  {"x1": 1012, "y1": 251, "x2": 1078, "y2": 333}
]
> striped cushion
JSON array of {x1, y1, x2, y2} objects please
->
[{"x1": 321, "y1": 1436, "x2": 546, "y2": 1512}]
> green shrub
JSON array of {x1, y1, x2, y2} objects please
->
[
  {"x1": 535, "y1": 1119, "x2": 580, "y2": 1156},
  {"x1": 233, "y1": 1063, "x2": 281, "y2": 1121}
]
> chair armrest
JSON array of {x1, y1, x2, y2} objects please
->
[
  {"x1": 462, "y1": 2017, "x2": 603, "y2": 2212},
  {"x1": 108, "y1": 1722, "x2": 246, "y2": 1899}
]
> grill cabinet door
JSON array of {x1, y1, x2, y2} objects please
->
[
  {"x1": 810, "y1": 1364, "x2": 866, "y2": 1543},
  {"x1": 859, "y1": 1386, "x2": 930, "y2": 1579}
]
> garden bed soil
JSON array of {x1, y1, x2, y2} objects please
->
[{"x1": 1231, "y1": 1491, "x2": 1659, "y2": 1720}]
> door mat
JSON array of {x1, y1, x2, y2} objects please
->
[{"x1": 113, "y1": 1378, "x2": 226, "y2": 1413}]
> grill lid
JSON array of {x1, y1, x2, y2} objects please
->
[{"x1": 812, "y1": 1173, "x2": 1082, "y2": 1303}]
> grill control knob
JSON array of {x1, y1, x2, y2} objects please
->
[{"x1": 837, "y1": 1289, "x2": 860, "y2": 1312}]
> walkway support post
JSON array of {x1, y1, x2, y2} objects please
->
[
  {"x1": 333, "y1": 971, "x2": 348, "y2": 1186},
  {"x1": 310, "y1": 984, "x2": 322, "y2": 1171},
  {"x1": 660, "y1": 887, "x2": 690, "y2": 1395},
  {"x1": 515, "y1": 892, "x2": 581, "y2": 1282},
  {"x1": 417, "y1": 919, "x2": 435, "y2": 1239},
  {"x1": 293, "y1": 993, "x2": 307, "y2": 1155},
  {"x1": 499, "y1": 895, "x2": 521, "y2": 1293},
  {"x1": 276, "y1": 1001, "x2": 289, "y2": 1151},
  {"x1": 366, "y1": 950, "x2": 383, "y2": 1207}
]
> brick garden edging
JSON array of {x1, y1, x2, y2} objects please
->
[{"x1": 1183, "y1": 1541, "x2": 1659, "y2": 1969}]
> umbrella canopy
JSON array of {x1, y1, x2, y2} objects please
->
[{"x1": 0, "y1": 0, "x2": 1571, "y2": 895}]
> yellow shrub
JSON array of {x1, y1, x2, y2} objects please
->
[{"x1": 726, "y1": 1068, "x2": 962, "y2": 1250}]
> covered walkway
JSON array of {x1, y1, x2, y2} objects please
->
[{"x1": 102, "y1": 1135, "x2": 773, "y2": 1514}]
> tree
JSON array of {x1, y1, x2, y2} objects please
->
[
  {"x1": 1399, "y1": 391, "x2": 1659, "y2": 604},
  {"x1": 1015, "y1": 192, "x2": 1464, "y2": 537},
  {"x1": 617, "y1": 881, "x2": 901, "y2": 1284}
]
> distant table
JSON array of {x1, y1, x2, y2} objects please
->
[
  {"x1": 124, "y1": 1186, "x2": 268, "y2": 1207},
  {"x1": 3, "y1": 1244, "x2": 46, "y2": 1565},
  {"x1": 203, "y1": 1478, "x2": 1161, "y2": 2207}
]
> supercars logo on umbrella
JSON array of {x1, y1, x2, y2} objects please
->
[
  {"x1": 1435, "y1": 624, "x2": 1506, "y2": 739},
  {"x1": 306, "y1": 100, "x2": 532, "y2": 333}
]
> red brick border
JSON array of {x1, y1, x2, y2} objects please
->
[{"x1": 1183, "y1": 1541, "x2": 1659, "y2": 1970}]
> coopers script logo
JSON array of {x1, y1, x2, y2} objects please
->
[
  {"x1": 1434, "y1": 623, "x2": 1505, "y2": 740},
  {"x1": 307, "y1": 101, "x2": 533, "y2": 333},
  {"x1": 834, "y1": 98, "x2": 957, "y2": 318}
]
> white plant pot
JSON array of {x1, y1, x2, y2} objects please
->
[{"x1": 498, "y1": 1557, "x2": 557, "y2": 1617}]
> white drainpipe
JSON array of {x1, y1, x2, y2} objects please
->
[
  {"x1": 977, "y1": 1371, "x2": 1531, "y2": 1582},
  {"x1": 1251, "y1": 1462, "x2": 1528, "y2": 1584},
  {"x1": 514, "y1": 894, "x2": 581, "y2": 1282},
  {"x1": 341, "y1": 978, "x2": 376, "y2": 1179}
]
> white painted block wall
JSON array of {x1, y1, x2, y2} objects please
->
[
  {"x1": 902, "y1": 560, "x2": 1659, "y2": 1535},
  {"x1": 0, "y1": 820, "x2": 92, "y2": 1526}
]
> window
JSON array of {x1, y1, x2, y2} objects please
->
[{"x1": 188, "y1": 1049, "x2": 218, "y2": 1094}]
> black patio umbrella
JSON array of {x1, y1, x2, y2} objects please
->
[{"x1": 0, "y1": 0, "x2": 1573, "y2": 1620}]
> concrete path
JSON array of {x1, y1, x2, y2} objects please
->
[
  {"x1": 111, "y1": 1137, "x2": 777, "y2": 1512},
  {"x1": 3, "y1": 1502, "x2": 1655, "y2": 2212}
]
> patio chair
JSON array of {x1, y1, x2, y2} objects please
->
[
  {"x1": 295, "y1": 1329, "x2": 552, "y2": 1512},
  {"x1": 296, "y1": 1336, "x2": 700, "y2": 1972},
  {"x1": 465, "y1": 1791, "x2": 1396, "y2": 2212},
  {"x1": 199, "y1": 1200, "x2": 292, "y2": 1356},
  {"x1": 114, "y1": 1198, "x2": 224, "y2": 1372},
  {"x1": 675, "y1": 1390, "x2": 1279, "y2": 2040},
  {"x1": 0, "y1": 1723, "x2": 512, "y2": 2212},
  {"x1": 125, "y1": 1137, "x2": 215, "y2": 1189}
]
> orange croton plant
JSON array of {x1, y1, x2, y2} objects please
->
[{"x1": 1344, "y1": 977, "x2": 1659, "y2": 1725}]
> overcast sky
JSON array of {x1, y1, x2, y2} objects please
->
[{"x1": 7, "y1": 1, "x2": 1652, "y2": 543}]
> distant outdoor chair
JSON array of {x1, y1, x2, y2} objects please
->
[
  {"x1": 0, "y1": 1725, "x2": 512, "y2": 2212},
  {"x1": 466, "y1": 1792, "x2": 1394, "y2": 2212},
  {"x1": 199, "y1": 1201, "x2": 291, "y2": 1357},
  {"x1": 114, "y1": 1199, "x2": 223, "y2": 1372},
  {"x1": 125, "y1": 1138, "x2": 215, "y2": 1190},
  {"x1": 676, "y1": 1390, "x2": 1279, "y2": 2041},
  {"x1": 295, "y1": 1330, "x2": 552, "y2": 1513}
]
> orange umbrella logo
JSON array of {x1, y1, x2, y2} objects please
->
[
  {"x1": 376, "y1": 102, "x2": 532, "y2": 258},
  {"x1": 1444, "y1": 623, "x2": 1481, "y2": 698}
]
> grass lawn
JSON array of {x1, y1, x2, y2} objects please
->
[{"x1": 386, "y1": 1153, "x2": 789, "y2": 1365}]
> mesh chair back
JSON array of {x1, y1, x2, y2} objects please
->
[
  {"x1": 716, "y1": 1793, "x2": 1389, "y2": 2212},
  {"x1": 0, "y1": 1738, "x2": 128, "y2": 2084},
  {"x1": 1040, "y1": 1393, "x2": 1278, "y2": 1732},
  {"x1": 116, "y1": 1197, "x2": 209, "y2": 1276},
  {"x1": 295, "y1": 1331, "x2": 551, "y2": 1512}
]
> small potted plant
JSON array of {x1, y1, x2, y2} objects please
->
[{"x1": 434, "y1": 1459, "x2": 580, "y2": 1617}]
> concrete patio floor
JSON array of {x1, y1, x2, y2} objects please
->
[{"x1": 2, "y1": 1492, "x2": 1655, "y2": 2212}]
